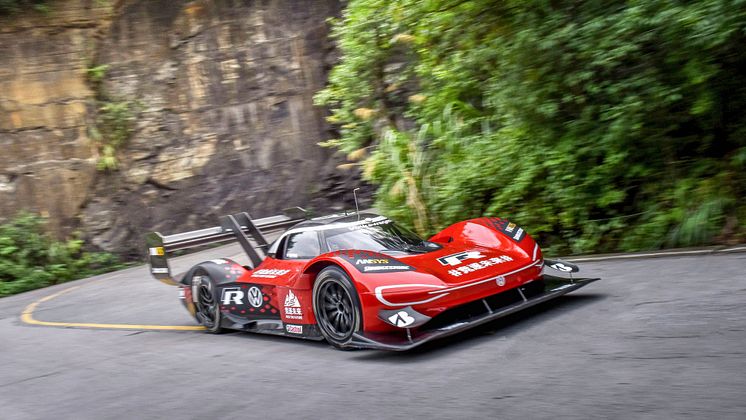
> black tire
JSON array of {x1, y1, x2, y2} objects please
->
[
  {"x1": 313, "y1": 266, "x2": 362, "y2": 349},
  {"x1": 193, "y1": 270, "x2": 223, "y2": 334}
]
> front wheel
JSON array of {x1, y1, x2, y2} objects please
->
[
  {"x1": 313, "y1": 266, "x2": 362, "y2": 349},
  {"x1": 193, "y1": 271, "x2": 223, "y2": 334}
]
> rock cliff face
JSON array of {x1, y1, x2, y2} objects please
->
[
  {"x1": 0, "y1": 0, "x2": 368, "y2": 256},
  {"x1": 0, "y1": 0, "x2": 112, "y2": 238}
]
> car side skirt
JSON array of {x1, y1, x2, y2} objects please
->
[{"x1": 218, "y1": 314, "x2": 326, "y2": 341}]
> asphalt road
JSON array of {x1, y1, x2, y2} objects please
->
[{"x1": 1, "y1": 246, "x2": 744, "y2": 419}]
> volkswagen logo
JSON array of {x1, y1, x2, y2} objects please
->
[{"x1": 247, "y1": 286, "x2": 263, "y2": 308}]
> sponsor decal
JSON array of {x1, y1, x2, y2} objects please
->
[
  {"x1": 387, "y1": 311, "x2": 416, "y2": 328},
  {"x1": 218, "y1": 284, "x2": 279, "y2": 317},
  {"x1": 489, "y1": 218, "x2": 526, "y2": 243},
  {"x1": 549, "y1": 263, "x2": 573, "y2": 272},
  {"x1": 247, "y1": 286, "x2": 263, "y2": 308},
  {"x1": 221, "y1": 287, "x2": 244, "y2": 305},
  {"x1": 209, "y1": 259, "x2": 228, "y2": 265},
  {"x1": 284, "y1": 290, "x2": 303, "y2": 320},
  {"x1": 363, "y1": 265, "x2": 411, "y2": 272},
  {"x1": 251, "y1": 268, "x2": 291, "y2": 279},
  {"x1": 437, "y1": 250, "x2": 486, "y2": 267},
  {"x1": 149, "y1": 247, "x2": 165, "y2": 256},
  {"x1": 285, "y1": 324, "x2": 303, "y2": 334},
  {"x1": 379, "y1": 306, "x2": 433, "y2": 326},
  {"x1": 348, "y1": 216, "x2": 392, "y2": 231},
  {"x1": 220, "y1": 286, "x2": 264, "y2": 308},
  {"x1": 178, "y1": 288, "x2": 185, "y2": 299},
  {"x1": 284, "y1": 290, "x2": 301, "y2": 307},
  {"x1": 338, "y1": 251, "x2": 414, "y2": 273},
  {"x1": 356, "y1": 258, "x2": 389, "y2": 265},
  {"x1": 285, "y1": 307, "x2": 303, "y2": 318},
  {"x1": 446, "y1": 255, "x2": 514, "y2": 277},
  {"x1": 151, "y1": 267, "x2": 169, "y2": 274}
]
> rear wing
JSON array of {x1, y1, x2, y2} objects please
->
[{"x1": 145, "y1": 207, "x2": 307, "y2": 285}]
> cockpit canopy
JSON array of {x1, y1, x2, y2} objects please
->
[{"x1": 268, "y1": 214, "x2": 439, "y2": 260}]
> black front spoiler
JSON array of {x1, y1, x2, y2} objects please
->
[{"x1": 348, "y1": 276, "x2": 600, "y2": 351}]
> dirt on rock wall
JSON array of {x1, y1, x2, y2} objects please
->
[{"x1": 0, "y1": 0, "x2": 370, "y2": 257}]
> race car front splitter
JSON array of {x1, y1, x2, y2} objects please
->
[{"x1": 348, "y1": 275, "x2": 600, "y2": 351}]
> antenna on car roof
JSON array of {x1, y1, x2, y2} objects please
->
[{"x1": 353, "y1": 187, "x2": 361, "y2": 221}]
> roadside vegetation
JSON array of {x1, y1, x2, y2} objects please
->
[
  {"x1": 86, "y1": 63, "x2": 140, "y2": 171},
  {"x1": 0, "y1": 0, "x2": 47, "y2": 15},
  {"x1": 89, "y1": 98, "x2": 140, "y2": 171},
  {"x1": 316, "y1": 0, "x2": 746, "y2": 254},
  {"x1": 0, "y1": 213, "x2": 124, "y2": 297}
]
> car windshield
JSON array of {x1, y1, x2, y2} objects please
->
[{"x1": 323, "y1": 218, "x2": 436, "y2": 253}]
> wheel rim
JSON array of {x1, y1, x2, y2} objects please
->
[
  {"x1": 317, "y1": 280, "x2": 354, "y2": 340},
  {"x1": 195, "y1": 279, "x2": 217, "y2": 328}
]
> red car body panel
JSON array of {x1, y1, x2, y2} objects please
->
[
  {"x1": 178, "y1": 217, "x2": 546, "y2": 339},
  {"x1": 154, "y1": 210, "x2": 599, "y2": 350}
]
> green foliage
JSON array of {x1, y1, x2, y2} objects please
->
[
  {"x1": 0, "y1": 213, "x2": 123, "y2": 297},
  {"x1": 86, "y1": 60, "x2": 138, "y2": 171},
  {"x1": 91, "y1": 99, "x2": 139, "y2": 171},
  {"x1": 0, "y1": 0, "x2": 47, "y2": 15},
  {"x1": 86, "y1": 64, "x2": 109, "y2": 85},
  {"x1": 317, "y1": 0, "x2": 746, "y2": 254}
]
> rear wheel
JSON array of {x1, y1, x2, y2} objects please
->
[
  {"x1": 193, "y1": 271, "x2": 223, "y2": 334},
  {"x1": 313, "y1": 266, "x2": 362, "y2": 349}
]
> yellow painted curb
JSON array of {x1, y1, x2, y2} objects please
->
[{"x1": 21, "y1": 285, "x2": 206, "y2": 331}]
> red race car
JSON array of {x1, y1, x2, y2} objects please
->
[{"x1": 146, "y1": 209, "x2": 598, "y2": 350}]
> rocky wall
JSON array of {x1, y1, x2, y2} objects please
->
[
  {"x1": 0, "y1": 0, "x2": 368, "y2": 256},
  {"x1": 0, "y1": 0, "x2": 114, "y2": 237}
]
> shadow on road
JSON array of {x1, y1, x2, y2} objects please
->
[
  {"x1": 350, "y1": 293, "x2": 606, "y2": 362},
  {"x1": 148, "y1": 293, "x2": 606, "y2": 356}
]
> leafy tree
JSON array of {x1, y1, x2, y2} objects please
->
[{"x1": 317, "y1": 0, "x2": 746, "y2": 254}]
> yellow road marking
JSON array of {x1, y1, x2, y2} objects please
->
[{"x1": 21, "y1": 285, "x2": 206, "y2": 331}]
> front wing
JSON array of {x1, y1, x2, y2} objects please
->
[{"x1": 348, "y1": 275, "x2": 599, "y2": 351}]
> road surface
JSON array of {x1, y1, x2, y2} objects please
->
[{"x1": 1, "y1": 245, "x2": 744, "y2": 419}]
